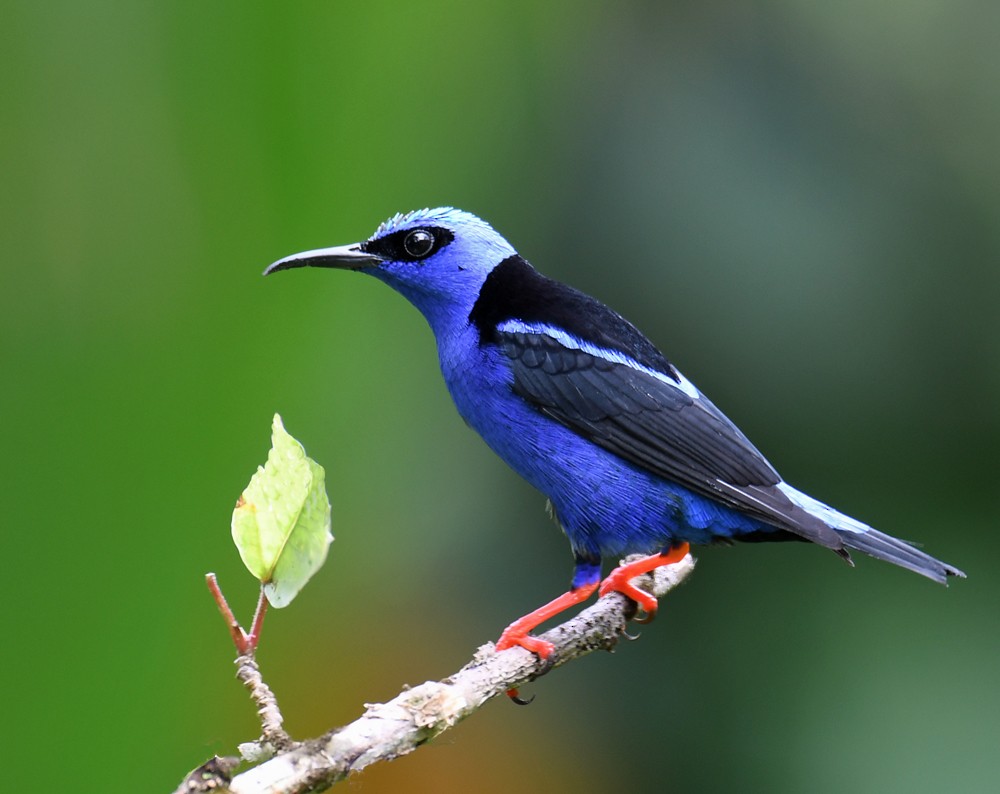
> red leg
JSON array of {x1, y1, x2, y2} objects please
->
[
  {"x1": 598, "y1": 543, "x2": 690, "y2": 623},
  {"x1": 495, "y1": 582, "x2": 599, "y2": 659}
]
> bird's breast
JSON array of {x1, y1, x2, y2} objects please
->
[{"x1": 437, "y1": 329, "x2": 518, "y2": 434}]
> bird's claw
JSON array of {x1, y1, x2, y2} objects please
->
[
  {"x1": 599, "y1": 577, "x2": 660, "y2": 621},
  {"x1": 506, "y1": 687, "x2": 536, "y2": 705},
  {"x1": 498, "y1": 638, "x2": 556, "y2": 705},
  {"x1": 496, "y1": 630, "x2": 555, "y2": 660}
]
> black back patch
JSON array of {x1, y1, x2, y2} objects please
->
[{"x1": 469, "y1": 255, "x2": 675, "y2": 377}]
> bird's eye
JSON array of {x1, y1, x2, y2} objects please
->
[{"x1": 403, "y1": 229, "x2": 436, "y2": 259}]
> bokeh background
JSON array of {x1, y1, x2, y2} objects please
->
[{"x1": 3, "y1": 2, "x2": 998, "y2": 791}]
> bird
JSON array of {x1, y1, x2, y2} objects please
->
[{"x1": 265, "y1": 207, "x2": 964, "y2": 660}]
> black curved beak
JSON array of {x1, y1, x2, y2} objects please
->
[{"x1": 263, "y1": 243, "x2": 383, "y2": 276}]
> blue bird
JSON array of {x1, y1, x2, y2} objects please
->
[{"x1": 265, "y1": 207, "x2": 964, "y2": 659}]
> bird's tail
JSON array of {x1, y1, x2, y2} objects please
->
[{"x1": 776, "y1": 483, "x2": 965, "y2": 584}]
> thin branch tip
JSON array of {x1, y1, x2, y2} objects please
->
[{"x1": 206, "y1": 572, "x2": 250, "y2": 654}]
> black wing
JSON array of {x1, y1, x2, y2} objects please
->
[{"x1": 500, "y1": 330, "x2": 844, "y2": 549}]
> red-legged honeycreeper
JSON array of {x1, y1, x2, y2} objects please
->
[{"x1": 265, "y1": 207, "x2": 964, "y2": 659}]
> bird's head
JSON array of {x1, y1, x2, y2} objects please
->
[{"x1": 265, "y1": 207, "x2": 516, "y2": 333}]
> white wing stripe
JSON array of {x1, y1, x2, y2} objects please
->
[{"x1": 497, "y1": 319, "x2": 701, "y2": 400}]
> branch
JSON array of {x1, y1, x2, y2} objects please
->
[
  {"x1": 223, "y1": 553, "x2": 695, "y2": 794},
  {"x1": 234, "y1": 653, "x2": 293, "y2": 756}
]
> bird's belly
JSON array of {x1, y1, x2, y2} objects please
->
[{"x1": 441, "y1": 341, "x2": 769, "y2": 558}]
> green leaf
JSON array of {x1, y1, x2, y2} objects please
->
[{"x1": 232, "y1": 413, "x2": 333, "y2": 608}]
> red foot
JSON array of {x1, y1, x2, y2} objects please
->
[
  {"x1": 495, "y1": 630, "x2": 557, "y2": 659},
  {"x1": 495, "y1": 582, "x2": 599, "y2": 659},
  {"x1": 598, "y1": 543, "x2": 690, "y2": 622}
]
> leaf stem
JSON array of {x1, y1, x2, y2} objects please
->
[{"x1": 247, "y1": 586, "x2": 269, "y2": 652}]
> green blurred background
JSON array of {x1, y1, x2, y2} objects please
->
[{"x1": 3, "y1": 1, "x2": 998, "y2": 791}]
